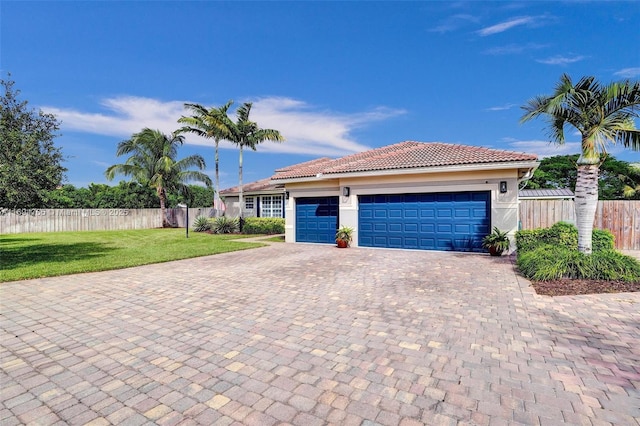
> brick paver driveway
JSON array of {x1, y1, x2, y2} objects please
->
[{"x1": 1, "y1": 243, "x2": 639, "y2": 425}]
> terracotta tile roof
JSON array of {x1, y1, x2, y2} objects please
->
[
  {"x1": 272, "y1": 141, "x2": 538, "y2": 180},
  {"x1": 274, "y1": 157, "x2": 335, "y2": 176},
  {"x1": 219, "y1": 178, "x2": 284, "y2": 195}
]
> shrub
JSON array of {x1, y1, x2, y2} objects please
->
[
  {"x1": 514, "y1": 229, "x2": 541, "y2": 253},
  {"x1": 241, "y1": 217, "x2": 285, "y2": 234},
  {"x1": 515, "y1": 222, "x2": 615, "y2": 254},
  {"x1": 211, "y1": 216, "x2": 239, "y2": 234},
  {"x1": 593, "y1": 229, "x2": 615, "y2": 251},
  {"x1": 517, "y1": 245, "x2": 640, "y2": 282},
  {"x1": 192, "y1": 215, "x2": 212, "y2": 232}
]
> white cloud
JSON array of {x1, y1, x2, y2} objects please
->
[
  {"x1": 485, "y1": 103, "x2": 517, "y2": 111},
  {"x1": 477, "y1": 16, "x2": 535, "y2": 36},
  {"x1": 44, "y1": 97, "x2": 186, "y2": 138},
  {"x1": 42, "y1": 96, "x2": 406, "y2": 157},
  {"x1": 249, "y1": 97, "x2": 405, "y2": 156},
  {"x1": 91, "y1": 160, "x2": 111, "y2": 168},
  {"x1": 613, "y1": 67, "x2": 640, "y2": 78},
  {"x1": 429, "y1": 14, "x2": 480, "y2": 34},
  {"x1": 503, "y1": 138, "x2": 580, "y2": 158},
  {"x1": 536, "y1": 55, "x2": 586, "y2": 65},
  {"x1": 482, "y1": 43, "x2": 547, "y2": 55}
]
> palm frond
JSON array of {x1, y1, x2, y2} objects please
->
[{"x1": 520, "y1": 74, "x2": 640, "y2": 156}]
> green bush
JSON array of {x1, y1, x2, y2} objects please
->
[
  {"x1": 242, "y1": 217, "x2": 285, "y2": 234},
  {"x1": 593, "y1": 229, "x2": 615, "y2": 251},
  {"x1": 515, "y1": 222, "x2": 614, "y2": 254},
  {"x1": 517, "y1": 245, "x2": 640, "y2": 282},
  {"x1": 211, "y1": 216, "x2": 240, "y2": 234},
  {"x1": 192, "y1": 216, "x2": 212, "y2": 232}
]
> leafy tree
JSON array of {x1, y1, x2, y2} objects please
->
[
  {"x1": 89, "y1": 182, "x2": 159, "y2": 208},
  {"x1": 0, "y1": 77, "x2": 66, "y2": 208},
  {"x1": 45, "y1": 184, "x2": 92, "y2": 208},
  {"x1": 170, "y1": 185, "x2": 215, "y2": 207},
  {"x1": 105, "y1": 128, "x2": 212, "y2": 226},
  {"x1": 178, "y1": 101, "x2": 232, "y2": 207},
  {"x1": 621, "y1": 163, "x2": 640, "y2": 198},
  {"x1": 525, "y1": 154, "x2": 640, "y2": 200},
  {"x1": 521, "y1": 74, "x2": 640, "y2": 254}
]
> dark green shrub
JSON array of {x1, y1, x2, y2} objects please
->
[
  {"x1": 211, "y1": 216, "x2": 239, "y2": 234},
  {"x1": 514, "y1": 229, "x2": 541, "y2": 253},
  {"x1": 192, "y1": 216, "x2": 212, "y2": 232},
  {"x1": 545, "y1": 222, "x2": 578, "y2": 250},
  {"x1": 516, "y1": 222, "x2": 614, "y2": 254},
  {"x1": 517, "y1": 245, "x2": 640, "y2": 282},
  {"x1": 593, "y1": 229, "x2": 615, "y2": 251},
  {"x1": 242, "y1": 217, "x2": 285, "y2": 234}
]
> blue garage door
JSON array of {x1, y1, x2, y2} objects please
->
[
  {"x1": 359, "y1": 192, "x2": 490, "y2": 252},
  {"x1": 296, "y1": 197, "x2": 339, "y2": 243}
]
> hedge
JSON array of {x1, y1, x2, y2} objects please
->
[{"x1": 242, "y1": 217, "x2": 285, "y2": 234}]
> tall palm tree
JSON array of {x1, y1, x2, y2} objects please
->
[
  {"x1": 209, "y1": 102, "x2": 284, "y2": 218},
  {"x1": 521, "y1": 74, "x2": 640, "y2": 253},
  {"x1": 105, "y1": 128, "x2": 212, "y2": 226},
  {"x1": 177, "y1": 101, "x2": 233, "y2": 212}
]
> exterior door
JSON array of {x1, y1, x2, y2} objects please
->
[{"x1": 295, "y1": 197, "x2": 339, "y2": 243}]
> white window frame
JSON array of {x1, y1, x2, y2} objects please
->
[
  {"x1": 245, "y1": 196, "x2": 254, "y2": 210},
  {"x1": 260, "y1": 195, "x2": 283, "y2": 218}
]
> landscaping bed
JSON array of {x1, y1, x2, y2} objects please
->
[
  {"x1": 515, "y1": 222, "x2": 640, "y2": 296},
  {"x1": 531, "y1": 278, "x2": 640, "y2": 296}
]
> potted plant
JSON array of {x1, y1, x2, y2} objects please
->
[
  {"x1": 482, "y1": 227, "x2": 510, "y2": 256},
  {"x1": 335, "y1": 225, "x2": 354, "y2": 248}
]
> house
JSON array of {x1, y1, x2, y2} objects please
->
[
  {"x1": 219, "y1": 178, "x2": 286, "y2": 218},
  {"x1": 518, "y1": 188, "x2": 574, "y2": 200},
  {"x1": 271, "y1": 141, "x2": 539, "y2": 252}
]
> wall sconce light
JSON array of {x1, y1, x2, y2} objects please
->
[
  {"x1": 342, "y1": 187, "x2": 350, "y2": 197},
  {"x1": 285, "y1": 191, "x2": 290, "y2": 200},
  {"x1": 499, "y1": 181, "x2": 507, "y2": 193}
]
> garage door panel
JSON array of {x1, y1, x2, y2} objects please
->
[
  {"x1": 404, "y1": 223, "x2": 418, "y2": 233},
  {"x1": 437, "y1": 209, "x2": 452, "y2": 218},
  {"x1": 359, "y1": 191, "x2": 489, "y2": 252},
  {"x1": 387, "y1": 223, "x2": 402, "y2": 232},
  {"x1": 390, "y1": 209, "x2": 404, "y2": 218},
  {"x1": 454, "y1": 208, "x2": 471, "y2": 218},
  {"x1": 455, "y1": 224, "x2": 471, "y2": 233},
  {"x1": 420, "y1": 223, "x2": 436, "y2": 232}
]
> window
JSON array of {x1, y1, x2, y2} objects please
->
[
  {"x1": 260, "y1": 195, "x2": 283, "y2": 218},
  {"x1": 245, "y1": 197, "x2": 254, "y2": 209}
]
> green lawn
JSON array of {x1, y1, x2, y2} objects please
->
[{"x1": 0, "y1": 229, "x2": 266, "y2": 283}]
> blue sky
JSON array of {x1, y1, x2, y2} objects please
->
[{"x1": 2, "y1": 1, "x2": 639, "y2": 190}]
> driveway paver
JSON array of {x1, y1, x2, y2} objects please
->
[{"x1": 1, "y1": 243, "x2": 639, "y2": 425}]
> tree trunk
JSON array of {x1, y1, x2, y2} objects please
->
[
  {"x1": 574, "y1": 163, "x2": 599, "y2": 254},
  {"x1": 214, "y1": 138, "x2": 219, "y2": 204},
  {"x1": 238, "y1": 145, "x2": 243, "y2": 219},
  {"x1": 158, "y1": 186, "x2": 169, "y2": 227}
]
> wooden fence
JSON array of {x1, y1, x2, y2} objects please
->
[
  {"x1": 3, "y1": 202, "x2": 638, "y2": 250},
  {"x1": 0, "y1": 207, "x2": 214, "y2": 234},
  {"x1": 519, "y1": 200, "x2": 640, "y2": 250}
]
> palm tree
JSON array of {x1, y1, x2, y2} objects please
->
[
  {"x1": 209, "y1": 102, "x2": 284, "y2": 218},
  {"x1": 105, "y1": 128, "x2": 212, "y2": 226},
  {"x1": 521, "y1": 74, "x2": 640, "y2": 253},
  {"x1": 177, "y1": 101, "x2": 233, "y2": 212}
]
